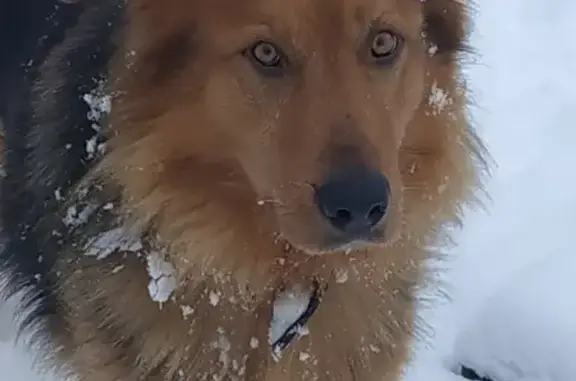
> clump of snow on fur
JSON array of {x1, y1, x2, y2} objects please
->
[
  {"x1": 84, "y1": 226, "x2": 143, "y2": 260},
  {"x1": 298, "y1": 351, "x2": 310, "y2": 362},
  {"x1": 124, "y1": 50, "x2": 137, "y2": 69},
  {"x1": 83, "y1": 83, "x2": 111, "y2": 123},
  {"x1": 82, "y1": 81, "x2": 110, "y2": 160},
  {"x1": 209, "y1": 327, "x2": 237, "y2": 381},
  {"x1": 85, "y1": 136, "x2": 106, "y2": 160},
  {"x1": 146, "y1": 252, "x2": 177, "y2": 304},
  {"x1": 209, "y1": 290, "x2": 221, "y2": 306},
  {"x1": 249, "y1": 337, "x2": 259, "y2": 349},
  {"x1": 269, "y1": 284, "x2": 313, "y2": 346},
  {"x1": 334, "y1": 268, "x2": 349, "y2": 284},
  {"x1": 111, "y1": 265, "x2": 125, "y2": 274},
  {"x1": 63, "y1": 204, "x2": 98, "y2": 228},
  {"x1": 54, "y1": 188, "x2": 64, "y2": 201},
  {"x1": 427, "y1": 81, "x2": 453, "y2": 116},
  {"x1": 180, "y1": 304, "x2": 194, "y2": 319},
  {"x1": 369, "y1": 344, "x2": 381, "y2": 353}
]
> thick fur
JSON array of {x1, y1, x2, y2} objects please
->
[
  {"x1": 0, "y1": 0, "x2": 85, "y2": 124},
  {"x1": 0, "y1": 0, "x2": 487, "y2": 381}
]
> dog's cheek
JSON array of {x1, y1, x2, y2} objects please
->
[
  {"x1": 396, "y1": 48, "x2": 427, "y2": 129},
  {"x1": 204, "y1": 73, "x2": 256, "y2": 137},
  {"x1": 201, "y1": 74, "x2": 280, "y2": 194}
]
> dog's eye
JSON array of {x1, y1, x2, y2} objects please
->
[
  {"x1": 245, "y1": 41, "x2": 287, "y2": 76},
  {"x1": 252, "y1": 42, "x2": 281, "y2": 66},
  {"x1": 369, "y1": 30, "x2": 402, "y2": 64}
]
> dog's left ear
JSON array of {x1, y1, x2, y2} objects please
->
[{"x1": 422, "y1": 0, "x2": 469, "y2": 57}]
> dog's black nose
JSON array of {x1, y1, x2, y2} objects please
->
[{"x1": 314, "y1": 170, "x2": 390, "y2": 236}]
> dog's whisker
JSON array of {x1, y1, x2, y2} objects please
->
[
  {"x1": 256, "y1": 198, "x2": 285, "y2": 206},
  {"x1": 287, "y1": 181, "x2": 315, "y2": 190}
]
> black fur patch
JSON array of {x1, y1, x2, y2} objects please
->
[
  {"x1": 0, "y1": 0, "x2": 124, "y2": 334},
  {"x1": 0, "y1": 0, "x2": 85, "y2": 123}
]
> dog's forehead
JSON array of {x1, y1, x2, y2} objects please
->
[
  {"x1": 257, "y1": 0, "x2": 422, "y2": 20},
  {"x1": 199, "y1": 0, "x2": 423, "y2": 39}
]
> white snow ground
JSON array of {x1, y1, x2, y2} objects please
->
[{"x1": 1, "y1": 0, "x2": 576, "y2": 379}]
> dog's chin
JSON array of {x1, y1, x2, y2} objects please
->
[
  {"x1": 277, "y1": 234, "x2": 392, "y2": 257},
  {"x1": 273, "y1": 215, "x2": 401, "y2": 257}
]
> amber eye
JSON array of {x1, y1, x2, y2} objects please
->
[
  {"x1": 370, "y1": 30, "x2": 402, "y2": 63},
  {"x1": 251, "y1": 41, "x2": 281, "y2": 66},
  {"x1": 245, "y1": 40, "x2": 289, "y2": 77}
]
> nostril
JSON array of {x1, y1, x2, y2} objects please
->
[
  {"x1": 328, "y1": 208, "x2": 352, "y2": 230},
  {"x1": 366, "y1": 202, "x2": 386, "y2": 227}
]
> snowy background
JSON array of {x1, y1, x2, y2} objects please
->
[{"x1": 1, "y1": 0, "x2": 576, "y2": 379}]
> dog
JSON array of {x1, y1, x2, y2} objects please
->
[{"x1": 0, "y1": 0, "x2": 487, "y2": 380}]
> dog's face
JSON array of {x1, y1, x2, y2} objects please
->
[{"x1": 112, "y1": 0, "x2": 466, "y2": 256}]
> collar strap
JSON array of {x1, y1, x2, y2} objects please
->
[{"x1": 271, "y1": 280, "x2": 325, "y2": 360}]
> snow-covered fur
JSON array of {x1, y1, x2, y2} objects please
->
[{"x1": 0, "y1": 0, "x2": 487, "y2": 381}]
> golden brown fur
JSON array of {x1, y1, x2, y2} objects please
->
[{"x1": 5, "y1": 0, "x2": 486, "y2": 380}]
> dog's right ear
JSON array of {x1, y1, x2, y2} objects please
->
[
  {"x1": 133, "y1": 29, "x2": 197, "y2": 87},
  {"x1": 123, "y1": 0, "x2": 197, "y2": 87}
]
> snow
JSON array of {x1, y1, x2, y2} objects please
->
[
  {"x1": 81, "y1": 80, "x2": 109, "y2": 160},
  {"x1": 82, "y1": 84, "x2": 111, "y2": 123},
  {"x1": 146, "y1": 252, "x2": 177, "y2": 304},
  {"x1": 62, "y1": 203, "x2": 98, "y2": 228},
  {"x1": 209, "y1": 290, "x2": 222, "y2": 307},
  {"x1": 2, "y1": 0, "x2": 576, "y2": 379},
  {"x1": 0, "y1": 294, "x2": 59, "y2": 381},
  {"x1": 268, "y1": 284, "x2": 312, "y2": 347},
  {"x1": 402, "y1": 0, "x2": 576, "y2": 379},
  {"x1": 428, "y1": 81, "x2": 453, "y2": 116},
  {"x1": 83, "y1": 225, "x2": 143, "y2": 259},
  {"x1": 453, "y1": 252, "x2": 576, "y2": 381}
]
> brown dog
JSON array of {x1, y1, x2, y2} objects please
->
[{"x1": 0, "y1": 0, "x2": 486, "y2": 380}]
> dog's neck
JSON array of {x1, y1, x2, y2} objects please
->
[{"x1": 54, "y1": 175, "x2": 422, "y2": 381}]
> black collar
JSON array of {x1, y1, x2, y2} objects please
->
[{"x1": 270, "y1": 281, "x2": 325, "y2": 360}]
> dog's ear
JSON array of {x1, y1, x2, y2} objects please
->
[
  {"x1": 422, "y1": 0, "x2": 469, "y2": 57},
  {"x1": 134, "y1": 28, "x2": 196, "y2": 86},
  {"x1": 123, "y1": 1, "x2": 197, "y2": 87}
]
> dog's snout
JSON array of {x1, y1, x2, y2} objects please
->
[{"x1": 314, "y1": 170, "x2": 390, "y2": 237}]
